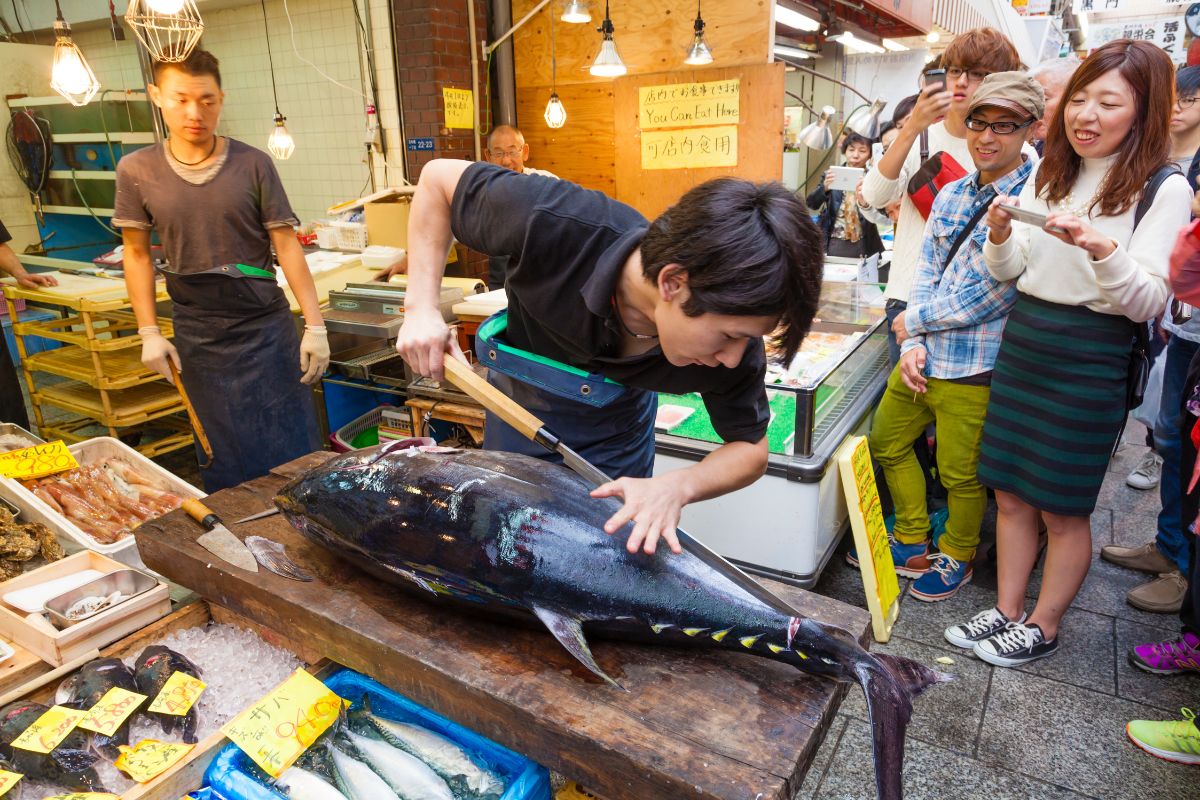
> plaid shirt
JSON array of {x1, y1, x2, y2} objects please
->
[{"x1": 900, "y1": 158, "x2": 1033, "y2": 379}]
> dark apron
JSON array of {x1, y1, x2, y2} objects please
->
[
  {"x1": 476, "y1": 312, "x2": 657, "y2": 479},
  {"x1": 0, "y1": 327, "x2": 30, "y2": 430},
  {"x1": 160, "y1": 264, "x2": 319, "y2": 493}
]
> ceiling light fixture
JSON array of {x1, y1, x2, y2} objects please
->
[
  {"x1": 50, "y1": 1, "x2": 100, "y2": 107},
  {"x1": 926, "y1": 31, "x2": 940, "y2": 43},
  {"x1": 775, "y1": 4, "x2": 820, "y2": 32},
  {"x1": 260, "y1": 0, "x2": 294, "y2": 160},
  {"x1": 773, "y1": 44, "x2": 814, "y2": 59},
  {"x1": 834, "y1": 32, "x2": 885, "y2": 55},
  {"x1": 798, "y1": 105, "x2": 835, "y2": 150},
  {"x1": 684, "y1": 0, "x2": 713, "y2": 66},
  {"x1": 589, "y1": 0, "x2": 626, "y2": 77},
  {"x1": 545, "y1": 13, "x2": 567, "y2": 127},
  {"x1": 125, "y1": 0, "x2": 204, "y2": 62},
  {"x1": 882, "y1": 38, "x2": 908, "y2": 52},
  {"x1": 561, "y1": 0, "x2": 592, "y2": 23}
]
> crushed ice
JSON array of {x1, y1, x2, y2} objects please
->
[{"x1": 17, "y1": 622, "x2": 302, "y2": 799}]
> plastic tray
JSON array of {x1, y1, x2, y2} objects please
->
[
  {"x1": 203, "y1": 667, "x2": 551, "y2": 800},
  {"x1": 329, "y1": 404, "x2": 402, "y2": 452},
  {"x1": 0, "y1": 436, "x2": 204, "y2": 570}
]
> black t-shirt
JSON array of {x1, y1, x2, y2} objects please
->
[
  {"x1": 0, "y1": 218, "x2": 10, "y2": 246},
  {"x1": 450, "y1": 162, "x2": 769, "y2": 444}
]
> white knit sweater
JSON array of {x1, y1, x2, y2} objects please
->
[{"x1": 982, "y1": 155, "x2": 1192, "y2": 322}]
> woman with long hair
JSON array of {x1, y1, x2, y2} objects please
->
[{"x1": 943, "y1": 40, "x2": 1193, "y2": 667}]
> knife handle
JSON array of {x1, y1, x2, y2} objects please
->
[
  {"x1": 181, "y1": 498, "x2": 219, "y2": 532},
  {"x1": 441, "y1": 356, "x2": 544, "y2": 441}
]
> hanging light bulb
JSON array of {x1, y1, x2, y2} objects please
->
[
  {"x1": 561, "y1": 0, "x2": 591, "y2": 24},
  {"x1": 589, "y1": 1, "x2": 626, "y2": 77},
  {"x1": 544, "y1": 93, "x2": 567, "y2": 128},
  {"x1": 50, "y1": 5, "x2": 99, "y2": 107},
  {"x1": 268, "y1": 113, "x2": 295, "y2": 160},
  {"x1": 125, "y1": 0, "x2": 205, "y2": 62},
  {"x1": 545, "y1": 15, "x2": 567, "y2": 127},
  {"x1": 684, "y1": 1, "x2": 713, "y2": 66}
]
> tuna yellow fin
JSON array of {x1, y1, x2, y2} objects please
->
[
  {"x1": 532, "y1": 606, "x2": 624, "y2": 690},
  {"x1": 711, "y1": 628, "x2": 731, "y2": 642},
  {"x1": 739, "y1": 635, "x2": 762, "y2": 648},
  {"x1": 682, "y1": 627, "x2": 709, "y2": 637},
  {"x1": 767, "y1": 643, "x2": 785, "y2": 654}
]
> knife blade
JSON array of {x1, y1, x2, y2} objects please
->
[
  {"x1": 181, "y1": 499, "x2": 259, "y2": 573},
  {"x1": 234, "y1": 507, "x2": 280, "y2": 525},
  {"x1": 439, "y1": 358, "x2": 802, "y2": 619}
]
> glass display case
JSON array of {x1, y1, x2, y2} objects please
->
[{"x1": 652, "y1": 281, "x2": 891, "y2": 588}]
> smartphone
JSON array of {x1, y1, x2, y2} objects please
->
[
  {"x1": 923, "y1": 68, "x2": 947, "y2": 89},
  {"x1": 999, "y1": 203, "x2": 1067, "y2": 235},
  {"x1": 828, "y1": 166, "x2": 864, "y2": 192}
]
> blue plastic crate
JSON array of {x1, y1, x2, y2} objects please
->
[
  {"x1": 203, "y1": 668, "x2": 551, "y2": 800},
  {"x1": 2, "y1": 308, "x2": 63, "y2": 366}
]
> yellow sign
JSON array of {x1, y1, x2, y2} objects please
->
[
  {"x1": 638, "y1": 78, "x2": 740, "y2": 129},
  {"x1": 442, "y1": 88, "x2": 474, "y2": 130},
  {"x1": 147, "y1": 671, "x2": 205, "y2": 717},
  {"x1": 0, "y1": 770, "x2": 20, "y2": 797},
  {"x1": 115, "y1": 739, "x2": 195, "y2": 784},
  {"x1": 78, "y1": 687, "x2": 147, "y2": 737},
  {"x1": 10, "y1": 706, "x2": 86, "y2": 755},
  {"x1": 220, "y1": 668, "x2": 348, "y2": 778},
  {"x1": 837, "y1": 436, "x2": 901, "y2": 642},
  {"x1": 0, "y1": 441, "x2": 79, "y2": 481},
  {"x1": 641, "y1": 125, "x2": 737, "y2": 171}
]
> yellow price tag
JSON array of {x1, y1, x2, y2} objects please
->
[
  {"x1": 10, "y1": 706, "x2": 85, "y2": 754},
  {"x1": 0, "y1": 769, "x2": 21, "y2": 797},
  {"x1": 147, "y1": 672, "x2": 205, "y2": 717},
  {"x1": 220, "y1": 668, "x2": 348, "y2": 778},
  {"x1": 114, "y1": 739, "x2": 195, "y2": 784},
  {"x1": 41, "y1": 794, "x2": 120, "y2": 800},
  {"x1": 77, "y1": 687, "x2": 147, "y2": 737},
  {"x1": 0, "y1": 441, "x2": 79, "y2": 481}
]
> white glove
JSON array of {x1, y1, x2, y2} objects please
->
[
  {"x1": 299, "y1": 325, "x2": 330, "y2": 385},
  {"x1": 138, "y1": 326, "x2": 181, "y2": 381}
]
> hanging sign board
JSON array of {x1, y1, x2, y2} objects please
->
[
  {"x1": 442, "y1": 88, "x2": 474, "y2": 130},
  {"x1": 836, "y1": 436, "x2": 900, "y2": 643},
  {"x1": 638, "y1": 79, "x2": 739, "y2": 129},
  {"x1": 1087, "y1": 15, "x2": 1187, "y2": 63},
  {"x1": 641, "y1": 125, "x2": 737, "y2": 170}
]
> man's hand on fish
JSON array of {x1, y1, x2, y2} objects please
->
[
  {"x1": 396, "y1": 308, "x2": 466, "y2": 382},
  {"x1": 590, "y1": 473, "x2": 689, "y2": 555}
]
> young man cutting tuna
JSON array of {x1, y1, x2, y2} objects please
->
[{"x1": 396, "y1": 160, "x2": 823, "y2": 556}]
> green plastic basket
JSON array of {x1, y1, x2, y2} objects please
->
[{"x1": 330, "y1": 405, "x2": 404, "y2": 452}]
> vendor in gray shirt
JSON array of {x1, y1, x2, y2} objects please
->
[{"x1": 113, "y1": 49, "x2": 327, "y2": 492}]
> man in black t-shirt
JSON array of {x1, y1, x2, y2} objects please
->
[
  {"x1": 396, "y1": 160, "x2": 822, "y2": 556},
  {"x1": 0, "y1": 218, "x2": 57, "y2": 429}
]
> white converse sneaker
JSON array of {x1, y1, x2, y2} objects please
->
[
  {"x1": 974, "y1": 622, "x2": 1059, "y2": 667},
  {"x1": 1126, "y1": 451, "x2": 1163, "y2": 490},
  {"x1": 944, "y1": 607, "x2": 1027, "y2": 649}
]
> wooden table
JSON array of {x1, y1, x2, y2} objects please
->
[{"x1": 135, "y1": 452, "x2": 870, "y2": 800}]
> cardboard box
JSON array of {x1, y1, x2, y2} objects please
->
[{"x1": 364, "y1": 196, "x2": 412, "y2": 248}]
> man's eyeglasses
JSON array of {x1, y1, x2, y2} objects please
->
[
  {"x1": 945, "y1": 66, "x2": 991, "y2": 84},
  {"x1": 1178, "y1": 96, "x2": 1199, "y2": 109},
  {"x1": 490, "y1": 147, "x2": 523, "y2": 159},
  {"x1": 964, "y1": 116, "x2": 1035, "y2": 135}
]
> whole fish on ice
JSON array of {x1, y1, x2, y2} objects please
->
[{"x1": 276, "y1": 441, "x2": 948, "y2": 800}]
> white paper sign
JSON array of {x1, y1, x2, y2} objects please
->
[
  {"x1": 1073, "y1": 0, "x2": 1125, "y2": 11},
  {"x1": 1088, "y1": 16, "x2": 1187, "y2": 63}
]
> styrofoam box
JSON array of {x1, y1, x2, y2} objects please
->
[{"x1": 0, "y1": 437, "x2": 204, "y2": 571}]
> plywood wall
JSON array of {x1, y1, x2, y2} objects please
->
[
  {"x1": 511, "y1": 0, "x2": 776, "y2": 217},
  {"x1": 613, "y1": 62, "x2": 783, "y2": 219}
]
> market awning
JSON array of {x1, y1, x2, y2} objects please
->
[{"x1": 933, "y1": 0, "x2": 1040, "y2": 66}]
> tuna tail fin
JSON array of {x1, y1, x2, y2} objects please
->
[
  {"x1": 532, "y1": 606, "x2": 625, "y2": 691},
  {"x1": 854, "y1": 653, "x2": 951, "y2": 800}
]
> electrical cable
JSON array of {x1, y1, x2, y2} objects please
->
[
  {"x1": 8, "y1": 1, "x2": 22, "y2": 34},
  {"x1": 282, "y1": 0, "x2": 368, "y2": 99}
]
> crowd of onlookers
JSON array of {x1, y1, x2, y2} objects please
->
[{"x1": 814, "y1": 27, "x2": 1200, "y2": 765}]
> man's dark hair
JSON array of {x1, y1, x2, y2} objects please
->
[
  {"x1": 1179, "y1": 65, "x2": 1200, "y2": 98},
  {"x1": 892, "y1": 94, "x2": 919, "y2": 125},
  {"x1": 152, "y1": 47, "x2": 221, "y2": 87},
  {"x1": 877, "y1": 121, "x2": 896, "y2": 140},
  {"x1": 640, "y1": 179, "x2": 823, "y2": 365},
  {"x1": 841, "y1": 132, "x2": 871, "y2": 153}
]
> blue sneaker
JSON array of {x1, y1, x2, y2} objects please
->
[
  {"x1": 846, "y1": 538, "x2": 933, "y2": 578},
  {"x1": 884, "y1": 510, "x2": 949, "y2": 547},
  {"x1": 909, "y1": 552, "x2": 973, "y2": 601}
]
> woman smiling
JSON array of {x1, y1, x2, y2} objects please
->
[{"x1": 950, "y1": 40, "x2": 1193, "y2": 668}]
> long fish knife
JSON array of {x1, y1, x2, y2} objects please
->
[
  {"x1": 182, "y1": 498, "x2": 260, "y2": 573},
  {"x1": 439, "y1": 357, "x2": 803, "y2": 618},
  {"x1": 234, "y1": 507, "x2": 280, "y2": 524}
]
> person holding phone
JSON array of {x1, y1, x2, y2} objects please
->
[
  {"x1": 860, "y1": 28, "x2": 1026, "y2": 366},
  {"x1": 806, "y1": 133, "x2": 882, "y2": 258},
  {"x1": 958, "y1": 40, "x2": 1193, "y2": 668}
]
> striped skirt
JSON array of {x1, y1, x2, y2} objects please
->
[{"x1": 977, "y1": 294, "x2": 1135, "y2": 516}]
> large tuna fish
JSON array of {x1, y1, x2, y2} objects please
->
[{"x1": 276, "y1": 441, "x2": 948, "y2": 800}]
